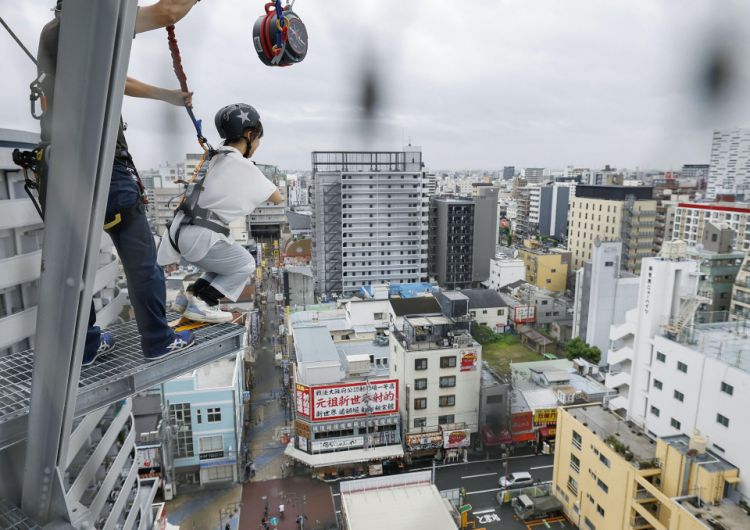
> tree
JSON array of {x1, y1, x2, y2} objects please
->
[{"x1": 565, "y1": 337, "x2": 601, "y2": 364}]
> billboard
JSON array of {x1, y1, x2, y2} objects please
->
[
  {"x1": 510, "y1": 411, "x2": 533, "y2": 433},
  {"x1": 295, "y1": 383, "x2": 311, "y2": 417},
  {"x1": 405, "y1": 431, "x2": 443, "y2": 450},
  {"x1": 443, "y1": 429, "x2": 471, "y2": 449},
  {"x1": 312, "y1": 436, "x2": 363, "y2": 452},
  {"x1": 513, "y1": 305, "x2": 536, "y2": 324},
  {"x1": 460, "y1": 350, "x2": 478, "y2": 372},
  {"x1": 533, "y1": 408, "x2": 558, "y2": 426},
  {"x1": 310, "y1": 379, "x2": 398, "y2": 421}
]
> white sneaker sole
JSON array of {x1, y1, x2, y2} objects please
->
[{"x1": 182, "y1": 310, "x2": 233, "y2": 324}]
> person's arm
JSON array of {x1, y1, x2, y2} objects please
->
[
  {"x1": 135, "y1": 0, "x2": 199, "y2": 34},
  {"x1": 268, "y1": 189, "x2": 283, "y2": 205},
  {"x1": 125, "y1": 77, "x2": 193, "y2": 106}
]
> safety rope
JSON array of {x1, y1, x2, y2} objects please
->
[
  {"x1": 166, "y1": 24, "x2": 209, "y2": 151},
  {"x1": 0, "y1": 16, "x2": 38, "y2": 66}
]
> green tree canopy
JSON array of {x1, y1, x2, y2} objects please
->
[{"x1": 564, "y1": 337, "x2": 601, "y2": 364}]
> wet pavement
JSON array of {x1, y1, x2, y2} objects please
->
[
  {"x1": 165, "y1": 484, "x2": 242, "y2": 530},
  {"x1": 240, "y1": 477, "x2": 337, "y2": 530}
]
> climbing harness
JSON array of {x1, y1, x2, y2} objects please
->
[
  {"x1": 253, "y1": 0, "x2": 308, "y2": 66},
  {"x1": 12, "y1": 145, "x2": 49, "y2": 220}
]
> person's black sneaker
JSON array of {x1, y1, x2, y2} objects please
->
[
  {"x1": 144, "y1": 331, "x2": 195, "y2": 362},
  {"x1": 82, "y1": 331, "x2": 116, "y2": 367}
]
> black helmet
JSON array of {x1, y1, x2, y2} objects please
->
[{"x1": 214, "y1": 103, "x2": 261, "y2": 140}]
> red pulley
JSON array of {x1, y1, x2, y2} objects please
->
[{"x1": 252, "y1": 3, "x2": 308, "y2": 67}]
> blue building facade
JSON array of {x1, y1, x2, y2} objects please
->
[{"x1": 162, "y1": 353, "x2": 245, "y2": 488}]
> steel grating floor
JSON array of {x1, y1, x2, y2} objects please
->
[
  {"x1": 0, "y1": 315, "x2": 245, "y2": 449},
  {"x1": 0, "y1": 499, "x2": 41, "y2": 530}
]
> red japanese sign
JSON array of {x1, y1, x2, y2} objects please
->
[
  {"x1": 310, "y1": 379, "x2": 398, "y2": 421},
  {"x1": 510, "y1": 411, "x2": 533, "y2": 433},
  {"x1": 295, "y1": 383, "x2": 311, "y2": 417}
]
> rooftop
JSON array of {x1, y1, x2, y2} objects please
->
[
  {"x1": 293, "y1": 325, "x2": 340, "y2": 363},
  {"x1": 389, "y1": 296, "x2": 442, "y2": 316},
  {"x1": 666, "y1": 319, "x2": 750, "y2": 374},
  {"x1": 286, "y1": 210, "x2": 312, "y2": 230},
  {"x1": 661, "y1": 435, "x2": 736, "y2": 473},
  {"x1": 341, "y1": 483, "x2": 457, "y2": 530},
  {"x1": 461, "y1": 289, "x2": 508, "y2": 309},
  {"x1": 567, "y1": 405, "x2": 657, "y2": 463},
  {"x1": 195, "y1": 355, "x2": 238, "y2": 389},
  {"x1": 677, "y1": 497, "x2": 749, "y2": 530}
]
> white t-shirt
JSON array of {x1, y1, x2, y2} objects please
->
[{"x1": 157, "y1": 146, "x2": 277, "y2": 265}]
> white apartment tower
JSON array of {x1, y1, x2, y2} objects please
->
[
  {"x1": 707, "y1": 128, "x2": 750, "y2": 199},
  {"x1": 311, "y1": 149, "x2": 430, "y2": 297},
  {"x1": 605, "y1": 242, "x2": 700, "y2": 421}
]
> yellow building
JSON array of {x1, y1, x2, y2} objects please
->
[
  {"x1": 568, "y1": 185, "x2": 657, "y2": 274},
  {"x1": 518, "y1": 243, "x2": 570, "y2": 292},
  {"x1": 553, "y1": 404, "x2": 744, "y2": 530}
]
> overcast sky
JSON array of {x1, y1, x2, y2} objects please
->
[{"x1": 4, "y1": 1, "x2": 750, "y2": 171}]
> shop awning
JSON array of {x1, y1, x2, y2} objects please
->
[
  {"x1": 511, "y1": 432, "x2": 535, "y2": 443},
  {"x1": 284, "y1": 443, "x2": 404, "y2": 468}
]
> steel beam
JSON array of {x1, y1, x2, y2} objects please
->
[{"x1": 21, "y1": 0, "x2": 137, "y2": 522}]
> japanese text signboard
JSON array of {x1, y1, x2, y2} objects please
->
[
  {"x1": 295, "y1": 383, "x2": 311, "y2": 417},
  {"x1": 533, "y1": 408, "x2": 558, "y2": 426},
  {"x1": 309, "y1": 379, "x2": 398, "y2": 421},
  {"x1": 510, "y1": 411, "x2": 533, "y2": 433},
  {"x1": 443, "y1": 429, "x2": 471, "y2": 449}
]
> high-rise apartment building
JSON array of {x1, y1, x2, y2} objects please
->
[
  {"x1": 568, "y1": 185, "x2": 657, "y2": 274},
  {"x1": 311, "y1": 149, "x2": 430, "y2": 297},
  {"x1": 539, "y1": 183, "x2": 573, "y2": 240},
  {"x1": 685, "y1": 223, "x2": 744, "y2": 313},
  {"x1": 573, "y1": 240, "x2": 639, "y2": 362},
  {"x1": 523, "y1": 167, "x2": 545, "y2": 184},
  {"x1": 606, "y1": 245, "x2": 699, "y2": 416},
  {"x1": 502, "y1": 166, "x2": 515, "y2": 180},
  {"x1": 671, "y1": 202, "x2": 750, "y2": 252},
  {"x1": 428, "y1": 188, "x2": 498, "y2": 290},
  {"x1": 729, "y1": 253, "x2": 750, "y2": 320},
  {"x1": 706, "y1": 128, "x2": 750, "y2": 199}
]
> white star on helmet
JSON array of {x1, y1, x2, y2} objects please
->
[{"x1": 237, "y1": 110, "x2": 251, "y2": 124}]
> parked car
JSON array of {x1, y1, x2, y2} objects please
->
[{"x1": 498, "y1": 471, "x2": 535, "y2": 489}]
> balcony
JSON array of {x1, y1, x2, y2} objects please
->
[
  {"x1": 606, "y1": 370, "x2": 631, "y2": 389},
  {"x1": 608, "y1": 345, "x2": 634, "y2": 366},
  {"x1": 610, "y1": 320, "x2": 635, "y2": 342}
]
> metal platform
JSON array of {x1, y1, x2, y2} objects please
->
[
  {"x1": 0, "y1": 317, "x2": 245, "y2": 450},
  {"x1": 0, "y1": 499, "x2": 41, "y2": 530}
]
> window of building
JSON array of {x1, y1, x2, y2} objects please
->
[
  {"x1": 716, "y1": 413, "x2": 729, "y2": 427},
  {"x1": 438, "y1": 414, "x2": 455, "y2": 425},
  {"x1": 414, "y1": 378, "x2": 427, "y2": 390},
  {"x1": 207, "y1": 407, "x2": 222, "y2": 423},
  {"x1": 721, "y1": 382, "x2": 734, "y2": 395},
  {"x1": 599, "y1": 454, "x2": 610, "y2": 468},
  {"x1": 414, "y1": 398, "x2": 427, "y2": 410},
  {"x1": 169, "y1": 403, "x2": 194, "y2": 457},
  {"x1": 677, "y1": 361, "x2": 688, "y2": 373},
  {"x1": 674, "y1": 390, "x2": 684, "y2": 402},
  {"x1": 572, "y1": 430, "x2": 582, "y2": 450},
  {"x1": 567, "y1": 476, "x2": 578, "y2": 495},
  {"x1": 596, "y1": 505, "x2": 605, "y2": 517},
  {"x1": 597, "y1": 478, "x2": 609, "y2": 494},
  {"x1": 653, "y1": 379, "x2": 663, "y2": 390},
  {"x1": 486, "y1": 394, "x2": 503, "y2": 404},
  {"x1": 199, "y1": 435, "x2": 223, "y2": 454},
  {"x1": 656, "y1": 352, "x2": 666, "y2": 363},
  {"x1": 670, "y1": 418, "x2": 681, "y2": 430},
  {"x1": 570, "y1": 454, "x2": 580, "y2": 473},
  {"x1": 439, "y1": 376, "x2": 456, "y2": 388},
  {"x1": 415, "y1": 358, "x2": 428, "y2": 370},
  {"x1": 196, "y1": 409, "x2": 202, "y2": 424},
  {"x1": 439, "y1": 395, "x2": 456, "y2": 407},
  {"x1": 650, "y1": 406, "x2": 660, "y2": 417},
  {"x1": 205, "y1": 464, "x2": 233, "y2": 481},
  {"x1": 440, "y1": 356, "x2": 457, "y2": 368},
  {"x1": 413, "y1": 417, "x2": 427, "y2": 428}
]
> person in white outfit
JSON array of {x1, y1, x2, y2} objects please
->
[{"x1": 157, "y1": 103, "x2": 282, "y2": 322}]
